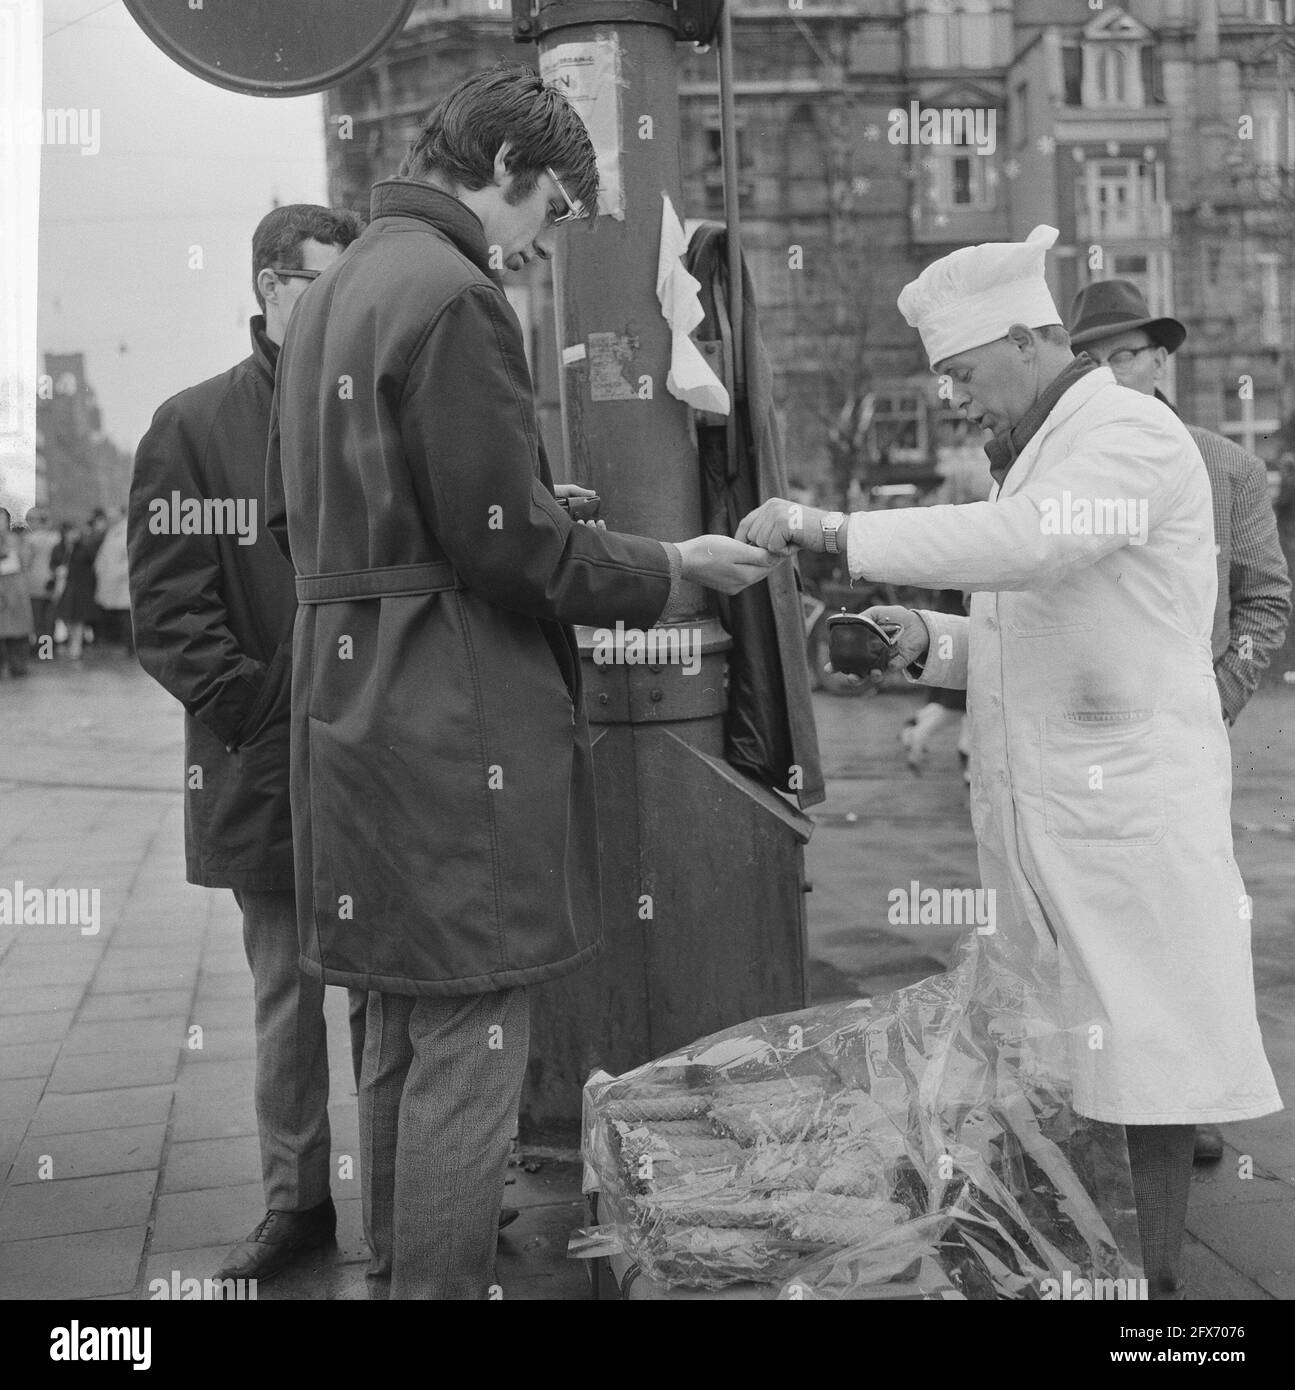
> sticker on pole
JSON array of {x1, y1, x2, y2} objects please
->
[{"x1": 539, "y1": 36, "x2": 624, "y2": 220}]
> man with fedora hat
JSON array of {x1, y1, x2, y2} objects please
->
[
  {"x1": 1068, "y1": 279, "x2": 1291, "y2": 1168},
  {"x1": 1068, "y1": 278, "x2": 1290, "y2": 736}
]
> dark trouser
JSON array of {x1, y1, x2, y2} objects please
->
[
  {"x1": 0, "y1": 636, "x2": 28, "y2": 674},
  {"x1": 235, "y1": 888, "x2": 366, "y2": 1211},
  {"x1": 1126, "y1": 1123, "x2": 1195, "y2": 1297},
  {"x1": 359, "y1": 986, "x2": 530, "y2": 1300},
  {"x1": 348, "y1": 989, "x2": 368, "y2": 1092},
  {"x1": 100, "y1": 607, "x2": 134, "y2": 654},
  {"x1": 30, "y1": 596, "x2": 52, "y2": 641}
]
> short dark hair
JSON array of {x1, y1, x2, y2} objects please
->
[
  {"x1": 252, "y1": 204, "x2": 365, "y2": 311},
  {"x1": 400, "y1": 62, "x2": 599, "y2": 214},
  {"x1": 1034, "y1": 324, "x2": 1071, "y2": 347}
]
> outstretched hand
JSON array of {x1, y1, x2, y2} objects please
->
[
  {"x1": 676, "y1": 535, "x2": 780, "y2": 596},
  {"x1": 735, "y1": 498, "x2": 824, "y2": 556}
]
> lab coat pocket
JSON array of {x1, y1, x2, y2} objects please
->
[{"x1": 1042, "y1": 709, "x2": 1166, "y2": 847}]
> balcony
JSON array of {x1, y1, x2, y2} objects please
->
[{"x1": 1075, "y1": 201, "x2": 1170, "y2": 241}]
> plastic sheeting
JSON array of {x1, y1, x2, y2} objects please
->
[{"x1": 573, "y1": 930, "x2": 1142, "y2": 1299}]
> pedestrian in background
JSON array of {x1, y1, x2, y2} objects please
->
[
  {"x1": 20, "y1": 508, "x2": 59, "y2": 652},
  {"x1": 1068, "y1": 280, "x2": 1291, "y2": 730},
  {"x1": 130, "y1": 203, "x2": 367, "y2": 1284},
  {"x1": 57, "y1": 509, "x2": 107, "y2": 659},
  {"x1": 0, "y1": 509, "x2": 34, "y2": 677},
  {"x1": 92, "y1": 509, "x2": 133, "y2": 656}
]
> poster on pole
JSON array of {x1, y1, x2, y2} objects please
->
[{"x1": 539, "y1": 34, "x2": 625, "y2": 221}]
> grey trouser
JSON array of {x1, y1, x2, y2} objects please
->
[
  {"x1": 236, "y1": 888, "x2": 366, "y2": 1211},
  {"x1": 359, "y1": 986, "x2": 530, "y2": 1300}
]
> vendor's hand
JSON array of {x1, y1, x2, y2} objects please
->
[
  {"x1": 676, "y1": 535, "x2": 780, "y2": 595},
  {"x1": 861, "y1": 605, "x2": 929, "y2": 671},
  {"x1": 554, "y1": 483, "x2": 605, "y2": 528},
  {"x1": 735, "y1": 498, "x2": 827, "y2": 556},
  {"x1": 827, "y1": 605, "x2": 929, "y2": 692}
]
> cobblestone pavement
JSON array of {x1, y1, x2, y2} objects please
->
[{"x1": 0, "y1": 651, "x2": 1290, "y2": 1299}]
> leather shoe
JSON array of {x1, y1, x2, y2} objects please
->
[
  {"x1": 213, "y1": 1198, "x2": 337, "y2": 1282},
  {"x1": 498, "y1": 1206, "x2": 519, "y2": 1231},
  {"x1": 1193, "y1": 1125, "x2": 1224, "y2": 1165}
]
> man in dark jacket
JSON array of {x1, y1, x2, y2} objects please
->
[
  {"x1": 128, "y1": 204, "x2": 364, "y2": 1282},
  {"x1": 266, "y1": 63, "x2": 776, "y2": 1299}
]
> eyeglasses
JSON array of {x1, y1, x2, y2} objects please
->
[
  {"x1": 545, "y1": 166, "x2": 586, "y2": 225},
  {"x1": 1093, "y1": 343, "x2": 1157, "y2": 369},
  {"x1": 272, "y1": 268, "x2": 322, "y2": 283}
]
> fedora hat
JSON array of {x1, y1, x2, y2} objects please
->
[{"x1": 1068, "y1": 279, "x2": 1186, "y2": 353}]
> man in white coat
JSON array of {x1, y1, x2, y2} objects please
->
[{"x1": 739, "y1": 225, "x2": 1281, "y2": 1298}]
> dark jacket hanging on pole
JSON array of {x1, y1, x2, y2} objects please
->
[{"x1": 687, "y1": 221, "x2": 824, "y2": 810}]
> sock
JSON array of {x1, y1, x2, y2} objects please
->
[{"x1": 1125, "y1": 1123, "x2": 1195, "y2": 1295}]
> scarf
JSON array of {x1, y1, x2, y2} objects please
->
[{"x1": 984, "y1": 351, "x2": 1099, "y2": 487}]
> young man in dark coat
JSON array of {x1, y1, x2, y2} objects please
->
[
  {"x1": 266, "y1": 64, "x2": 776, "y2": 1299},
  {"x1": 128, "y1": 204, "x2": 365, "y2": 1282}
]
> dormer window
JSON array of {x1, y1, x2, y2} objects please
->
[
  {"x1": 1093, "y1": 47, "x2": 1129, "y2": 105},
  {"x1": 1066, "y1": 8, "x2": 1157, "y2": 110}
]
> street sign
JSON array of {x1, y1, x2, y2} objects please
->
[{"x1": 122, "y1": 0, "x2": 418, "y2": 97}]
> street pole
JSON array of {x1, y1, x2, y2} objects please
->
[{"x1": 512, "y1": 0, "x2": 812, "y2": 1137}]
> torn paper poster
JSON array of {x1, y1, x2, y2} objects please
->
[
  {"x1": 656, "y1": 194, "x2": 730, "y2": 416},
  {"x1": 539, "y1": 36, "x2": 624, "y2": 221}
]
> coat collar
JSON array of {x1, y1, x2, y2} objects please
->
[
  {"x1": 996, "y1": 365, "x2": 1118, "y2": 498},
  {"x1": 249, "y1": 315, "x2": 279, "y2": 384},
  {"x1": 368, "y1": 178, "x2": 499, "y2": 283}
]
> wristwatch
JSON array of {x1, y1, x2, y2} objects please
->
[{"x1": 820, "y1": 511, "x2": 847, "y2": 555}]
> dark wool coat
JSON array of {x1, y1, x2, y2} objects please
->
[
  {"x1": 129, "y1": 319, "x2": 296, "y2": 891},
  {"x1": 266, "y1": 179, "x2": 672, "y2": 996}
]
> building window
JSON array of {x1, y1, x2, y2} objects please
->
[
  {"x1": 1221, "y1": 381, "x2": 1281, "y2": 457},
  {"x1": 1258, "y1": 254, "x2": 1283, "y2": 347},
  {"x1": 1012, "y1": 80, "x2": 1028, "y2": 148},
  {"x1": 1244, "y1": 0, "x2": 1295, "y2": 22},
  {"x1": 1097, "y1": 48, "x2": 1127, "y2": 104},
  {"x1": 869, "y1": 392, "x2": 928, "y2": 465},
  {"x1": 701, "y1": 121, "x2": 753, "y2": 216},
  {"x1": 917, "y1": 0, "x2": 1000, "y2": 70},
  {"x1": 1083, "y1": 41, "x2": 1144, "y2": 107},
  {"x1": 921, "y1": 124, "x2": 998, "y2": 213},
  {"x1": 1076, "y1": 160, "x2": 1167, "y2": 240},
  {"x1": 1062, "y1": 45, "x2": 1083, "y2": 107}
]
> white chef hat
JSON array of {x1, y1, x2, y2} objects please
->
[{"x1": 898, "y1": 225, "x2": 1063, "y2": 368}]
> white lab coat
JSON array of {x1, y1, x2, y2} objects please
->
[{"x1": 846, "y1": 367, "x2": 1281, "y2": 1124}]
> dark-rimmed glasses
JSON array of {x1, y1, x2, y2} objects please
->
[{"x1": 545, "y1": 166, "x2": 586, "y2": 225}]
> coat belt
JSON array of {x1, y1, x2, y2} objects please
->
[{"x1": 295, "y1": 562, "x2": 460, "y2": 605}]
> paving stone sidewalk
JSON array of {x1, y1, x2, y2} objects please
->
[{"x1": 0, "y1": 655, "x2": 1291, "y2": 1299}]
